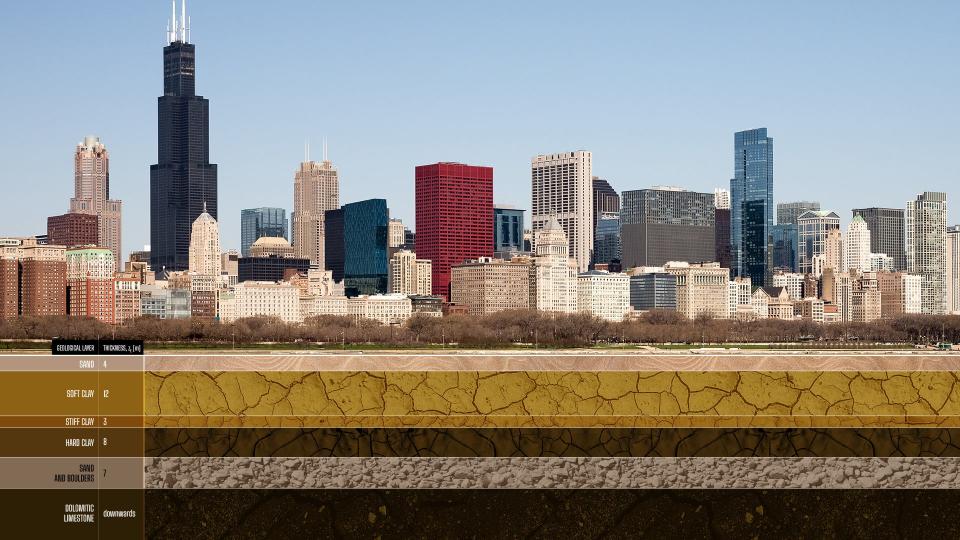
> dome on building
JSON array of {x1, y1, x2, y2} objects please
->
[{"x1": 251, "y1": 236, "x2": 292, "y2": 248}]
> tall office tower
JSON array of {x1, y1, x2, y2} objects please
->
[
  {"x1": 532, "y1": 152, "x2": 593, "y2": 272},
  {"x1": 67, "y1": 136, "x2": 122, "y2": 266},
  {"x1": 529, "y1": 217, "x2": 578, "y2": 314},
  {"x1": 594, "y1": 212, "x2": 621, "y2": 266},
  {"x1": 771, "y1": 224, "x2": 798, "y2": 272},
  {"x1": 820, "y1": 228, "x2": 845, "y2": 277},
  {"x1": 906, "y1": 192, "x2": 948, "y2": 314},
  {"x1": 325, "y1": 199, "x2": 389, "y2": 296},
  {"x1": 388, "y1": 219, "x2": 406, "y2": 249},
  {"x1": 493, "y1": 206, "x2": 525, "y2": 256},
  {"x1": 620, "y1": 187, "x2": 715, "y2": 268},
  {"x1": 66, "y1": 247, "x2": 116, "y2": 323},
  {"x1": 592, "y1": 178, "x2": 619, "y2": 257},
  {"x1": 730, "y1": 128, "x2": 774, "y2": 285},
  {"x1": 388, "y1": 249, "x2": 432, "y2": 296},
  {"x1": 188, "y1": 205, "x2": 221, "y2": 277},
  {"x1": 714, "y1": 188, "x2": 731, "y2": 210},
  {"x1": 946, "y1": 226, "x2": 959, "y2": 314},
  {"x1": 797, "y1": 210, "x2": 841, "y2": 274},
  {"x1": 715, "y1": 207, "x2": 731, "y2": 269},
  {"x1": 293, "y1": 158, "x2": 339, "y2": 267},
  {"x1": 844, "y1": 215, "x2": 871, "y2": 272},
  {"x1": 47, "y1": 213, "x2": 99, "y2": 248},
  {"x1": 852, "y1": 208, "x2": 906, "y2": 271},
  {"x1": 150, "y1": 3, "x2": 217, "y2": 273},
  {"x1": 240, "y1": 208, "x2": 288, "y2": 257},
  {"x1": 415, "y1": 163, "x2": 493, "y2": 299},
  {"x1": 777, "y1": 201, "x2": 820, "y2": 226}
]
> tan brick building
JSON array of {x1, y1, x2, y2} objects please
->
[{"x1": 451, "y1": 257, "x2": 530, "y2": 315}]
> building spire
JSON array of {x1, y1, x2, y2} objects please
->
[
  {"x1": 323, "y1": 137, "x2": 328, "y2": 162},
  {"x1": 168, "y1": 0, "x2": 190, "y2": 44}
]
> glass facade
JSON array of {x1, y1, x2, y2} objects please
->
[
  {"x1": 150, "y1": 40, "x2": 218, "y2": 272},
  {"x1": 777, "y1": 201, "x2": 820, "y2": 226},
  {"x1": 772, "y1": 223, "x2": 798, "y2": 272},
  {"x1": 240, "y1": 207, "x2": 288, "y2": 257},
  {"x1": 237, "y1": 256, "x2": 310, "y2": 283},
  {"x1": 620, "y1": 188, "x2": 715, "y2": 268},
  {"x1": 593, "y1": 213, "x2": 621, "y2": 266},
  {"x1": 852, "y1": 207, "x2": 906, "y2": 271},
  {"x1": 629, "y1": 273, "x2": 677, "y2": 311},
  {"x1": 731, "y1": 128, "x2": 774, "y2": 286},
  {"x1": 797, "y1": 211, "x2": 841, "y2": 274},
  {"x1": 341, "y1": 199, "x2": 389, "y2": 296},
  {"x1": 493, "y1": 207, "x2": 525, "y2": 253}
]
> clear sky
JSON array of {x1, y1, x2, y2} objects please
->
[{"x1": 1, "y1": 1, "x2": 958, "y2": 255}]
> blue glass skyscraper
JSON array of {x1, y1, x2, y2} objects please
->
[
  {"x1": 240, "y1": 207, "x2": 288, "y2": 257},
  {"x1": 325, "y1": 199, "x2": 389, "y2": 296},
  {"x1": 730, "y1": 128, "x2": 774, "y2": 286}
]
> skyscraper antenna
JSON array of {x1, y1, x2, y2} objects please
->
[
  {"x1": 305, "y1": 139, "x2": 310, "y2": 162},
  {"x1": 170, "y1": 0, "x2": 176, "y2": 44},
  {"x1": 181, "y1": 0, "x2": 187, "y2": 43},
  {"x1": 323, "y1": 137, "x2": 328, "y2": 162}
]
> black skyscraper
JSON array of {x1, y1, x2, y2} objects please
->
[{"x1": 150, "y1": 15, "x2": 217, "y2": 273}]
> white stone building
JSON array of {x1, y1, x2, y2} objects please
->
[
  {"x1": 529, "y1": 218, "x2": 578, "y2": 314},
  {"x1": 347, "y1": 294, "x2": 412, "y2": 325},
  {"x1": 219, "y1": 281, "x2": 301, "y2": 323},
  {"x1": 772, "y1": 272, "x2": 804, "y2": 300},
  {"x1": 188, "y1": 205, "x2": 221, "y2": 277},
  {"x1": 577, "y1": 270, "x2": 630, "y2": 321},
  {"x1": 728, "y1": 277, "x2": 753, "y2": 319}
]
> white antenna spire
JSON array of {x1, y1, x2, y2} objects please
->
[
  {"x1": 322, "y1": 137, "x2": 328, "y2": 162},
  {"x1": 170, "y1": 0, "x2": 176, "y2": 43},
  {"x1": 187, "y1": 15, "x2": 191, "y2": 42},
  {"x1": 305, "y1": 139, "x2": 310, "y2": 162},
  {"x1": 180, "y1": 0, "x2": 187, "y2": 43}
]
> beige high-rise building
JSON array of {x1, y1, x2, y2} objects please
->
[
  {"x1": 529, "y1": 218, "x2": 578, "y2": 313},
  {"x1": 851, "y1": 271, "x2": 882, "y2": 323},
  {"x1": 664, "y1": 261, "x2": 729, "y2": 320},
  {"x1": 388, "y1": 219, "x2": 406, "y2": 248},
  {"x1": 69, "y1": 136, "x2": 122, "y2": 267},
  {"x1": 844, "y1": 214, "x2": 871, "y2": 272},
  {"x1": 188, "y1": 205, "x2": 221, "y2": 277},
  {"x1": 824, "y1": 228, "x2": 844, "y2": 275},
  {"x1": 451, "y1": 257, "x2": 530, "y2": 315},
  {"x1": 292, "y1": 158, "x2": 339, "y2": 267},
  {"x1": 531, "y1": 151, "x2": 593, "y2": 271},
  {"x1": 388, "y1": 249, "x2": 432, "y2": 296}
]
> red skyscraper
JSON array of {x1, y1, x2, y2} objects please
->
[{"x1": 415, "y1": 163, "x2": 493, "y2": 299}]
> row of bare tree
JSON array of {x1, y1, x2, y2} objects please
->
[{"x1": 1, "y1": 311, "x2": 959, "y2": 347}]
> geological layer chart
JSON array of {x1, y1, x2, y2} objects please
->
[
  {"x1": 142, "y1": 353, "x2": 960, "y2": 492},
  {"x1": 5, "y1": 351, "x2": 960, "y2": 538}
]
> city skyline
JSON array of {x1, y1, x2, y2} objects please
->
[{"x1": 2, "y1": 2, "x2": 959, "y2": 255}]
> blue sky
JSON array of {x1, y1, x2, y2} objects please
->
[{"x1": 1, "y1": 1, "x2": 957, "y2": 255}]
